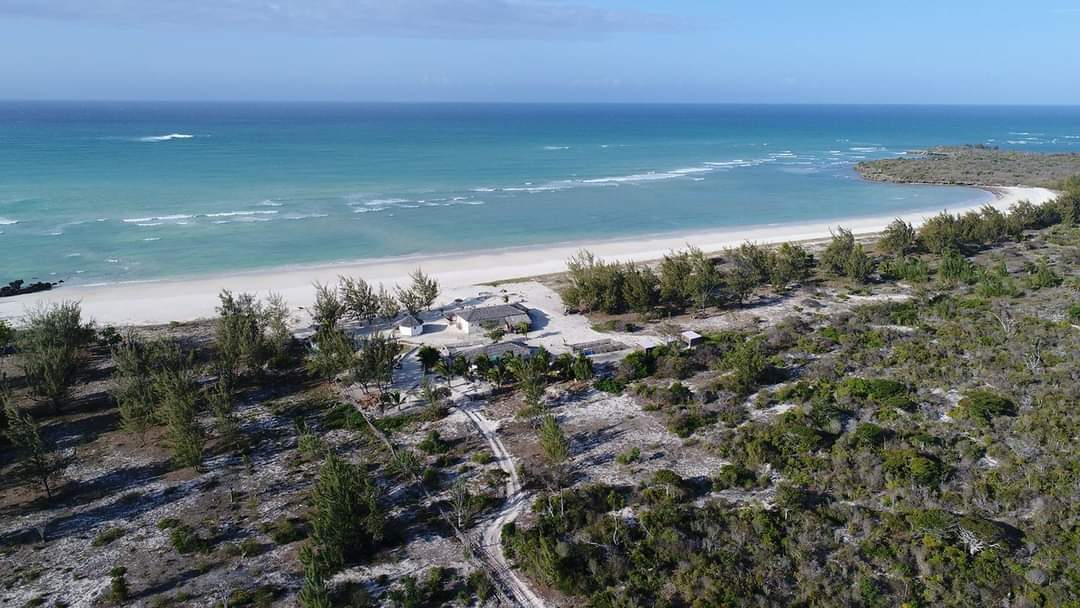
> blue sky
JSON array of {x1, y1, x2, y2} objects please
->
[{"x1": 0, "y1": 0, "x2": 1078, "y2": 103}]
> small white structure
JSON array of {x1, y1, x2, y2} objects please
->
[
  {"x1": 681, "y1": 330, "x2": 704, "y2": 348},
  {"x1": 448, "y1": 303, "x2": 531, "y2": 335},
  {"x1": 398, "y1": 315, "x2": 424, "y2": 337}
]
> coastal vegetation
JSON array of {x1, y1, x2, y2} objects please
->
[{"x1": 856, "y1": 145, "x2": 1080, "y2": 187}]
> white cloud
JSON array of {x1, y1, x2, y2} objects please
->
[{"x1": 0, "y1": 0, "x2": 682, "y2": 38}]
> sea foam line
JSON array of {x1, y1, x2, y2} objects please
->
[{"x1": 139, "y1": 133, "x2": 195, "y2": 142}]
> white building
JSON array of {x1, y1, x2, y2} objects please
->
[
  {"x1": 448, "y1": 303, "x2": 531, "y2": 335},
  {"x1": 398, "y1": 315, "x2": 425, "y2": 337}
]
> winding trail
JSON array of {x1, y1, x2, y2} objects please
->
[{"x1": 456, "y1": 397, "x2": 547, "y2": 608}]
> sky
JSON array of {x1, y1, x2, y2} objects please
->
[{"x1": 0, "y1": 0, "x2": 1078, "y2": 104}]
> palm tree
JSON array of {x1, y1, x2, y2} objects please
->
[
  {"x1": 383, "y1": 390, "x2": 406, "y2": 413},
  {"x1": 432, "y1": 358, "x2": 453, "y2": 387}
]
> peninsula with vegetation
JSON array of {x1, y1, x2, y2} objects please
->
[
  {"x1": 3, "y1": 160, "x2": 1080, "y2": 608},
  {"x1": 856, "y1": 145, "x2": 1080, "y2": 188}
]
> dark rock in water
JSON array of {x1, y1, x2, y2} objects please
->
[{"x1": 0, "y1": 279, "x2": 59, "y2": 298}]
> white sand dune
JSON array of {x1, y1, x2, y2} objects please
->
[{"x1": 0, "y1": 186, "x2": 1056, "y2": 327}]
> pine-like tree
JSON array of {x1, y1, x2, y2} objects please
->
[{"x1": 308, "y1": 453, "x2": 384, "y2": 572}]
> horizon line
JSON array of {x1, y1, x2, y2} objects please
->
[{"x1": 2, "y1": 98, "x2": 1080, "y2": 108}]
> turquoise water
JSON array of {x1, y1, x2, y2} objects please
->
[{"x1": 2, "y1": 103, "x2": 1079, "y2": 285}]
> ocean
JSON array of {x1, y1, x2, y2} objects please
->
[{"x1": 1, "y1": 102, "x2": 1079, "y2": 286}]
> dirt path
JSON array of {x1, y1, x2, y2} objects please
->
[{"x1": 456, "y1": 397, "x2": 547, "y2": 608}]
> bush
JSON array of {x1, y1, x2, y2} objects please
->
[
  {"x1": 975, "y1": 262, "x2": 1019, "y2": 298},
  {"x1": 615, "y1": 447, "x2": 641, "y2": 465},
  {"x1": 169, "y1": 524, "x2": 212, "y2": 554},
  {"x1": 820, "y1": 228, "x2": 873, "y2": 282},
  {"x1": 879, "y1": 255, "x2": 930, "y2": 283},
  {"x1": 1025, "y1": 257, "x2": 1062, "y2": 290},
  {"x1": 92, "y1": 527, "x2": 126, "y2": 547},
  {"x1": 594, "y1": 377, "x2": 625, "y2": 394},
  {"x1": 919, "y1": 212, "x2": 962, "y2": 254},
  {"x1": 953, "y1": 390, "x2": 1017, "y2": 425},
  {"x1": 263, "y1": 518, "x2": 307, "y2": 545},
  {"x1": 418, "y1": 430, "x2": 450, "y2": 454},
  {"x1": 937, "y1": 249, "x2": 976, "y2": 285},
  {"x1": 1068, "y1": 303, "x2": 1080, "y2": 323},
  {"x1": 618, "y1": 350, "x2": 655, "y2": 381},
  {"x1": 712, "y1": 464, "x2": 760, "y2": 490},
  {"x1": 879, "y1": 218, "x2": 918, "y2": 255},
  {"x1": 720, "y1": 337, "x2": 768, "y2": 396},
  {"x1": 768, "y1": 242, "x2": 814, "y2": 288}
]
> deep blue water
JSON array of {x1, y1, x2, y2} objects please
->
[{"x1": 1, "y1": 102, "x2": 1078, "y2": 284}]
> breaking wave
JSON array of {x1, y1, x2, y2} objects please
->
[{"x1": 139, "y1": 133, "x2": 195, "y2": 142}]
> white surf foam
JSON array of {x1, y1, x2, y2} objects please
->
[
  {"x1": 0, "y1": 217, "x2": 17, "y2": 225},
  {"x1": 122, "y1": 214, "x2": 194, "y2": 223},
  {"x1": 139, "y1": 133, "x2": 195, "y2": 142},
  {"x1": 203, "y1": 210, "x2": 279, "y2": 218}
]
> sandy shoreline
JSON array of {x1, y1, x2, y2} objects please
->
[{"x1": 0, "y1": 186, "x2": 1057, "y2": 326}]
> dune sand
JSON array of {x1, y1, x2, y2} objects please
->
[{"x1": 0, "y1": 186, "x2": 1057, "y2": 327}]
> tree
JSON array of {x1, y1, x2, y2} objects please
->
[
  {"x1": 879, "y1": 218, "x2": 918, "y2": 256},
  {"x1": 507, "y1": 348, "x2": 551, "y2": 410},
  {"x1": 659, "y1": 249, "x2": 694, "y2": 309},
  {"x1": 156, "y1": 368, "x2": 205, "y2": 470},
  {"x1": 376, "y1": 284, "x2": 401, "y2": 321},
  {"x1": 112, "y1": 332, "x2": 187, "y2": 434},
  {"x1": 352, "y1": 334, "x2": 402, "y2": 404},
  {"x1": 729, "y1": 242, "x2": 771, "y2": 287},
  {"x1": 432, "y1": 358, "x2": 453, "y2": 387},
  {"x1": 571, "y1": 353, "x2": 594, "y2": 381},
  {"x1": 339, "y1": 275, "x2": 378, "y2": 325},
  {"x1": 768, "y1": 242, "x2": 814, "y2": 289},
  {"x1": 308, "y1": 453, "x2": 384, "y2": 572},
  {"x1": 722, "y1": 337, "x2": 768, "y2": 396},
  {"x1": 420, "y1": 378, "x2": 449, "y2": 418},
  {"x1": 820, "y1": 227, "x2": 872, "y2": 283},
  {"x1": 215, "y1": 290, "x2": 267, "y2": 389},
  {"x1": 262, "y1": 292, "x2": 295, "y2": 369},
  {"x1": 19, "y1": 301, "x2": 94, "y2": 413},
  {"x1": 417, "y1": 345, "x2": 441, "y2": 373},
  {"x1": 311, "y1": 282, "x2": 345, "y2": 334},
  {"x1": 538, "y1": 414, "x2": 570, "y2": 465},
  {"x1": 306, "y1": 329, "x2": 355, "y2": 381},
  {"x1": 687, "y1": 247, "x2": 723, "y2": 311},
  {"x1": 623, "y1": 264, "x2": 660, "y2": 314},
  {"x1": 4, "y1": 395, "x2": 64, "y2": 500},
  {"x1": 918, "y1": 212, "x2": 962, "y2": 254},
  {"x1": 0, "y1": 319, "x2": 13, "y2": 352},
  {"x1": 404, "y1": 268, "x2": 439, "y2": 312}
]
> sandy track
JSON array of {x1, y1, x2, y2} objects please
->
[{"x1": 456, "y1": 398, "x2": 547, "y2": 608}]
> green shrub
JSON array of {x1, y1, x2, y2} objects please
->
[
  {"x1": 919, "y1": 212, "x2": 962, "y2": 254},
  {"x1": 821, "y1": 228, "x2": 873, "y2": 282},
  {"x1": 169, "y1": 525, "x2": 211, "y2": 554},
  {"x1": 879, "y1": 255, "x2": 930, "y2": 283},
  {"x1": 937, "y1": 249, "x2": 976, "y2": 284},
  {"x1": 619, "y1": 350, "x2": 656, "y2": 381},
  {"x1": 594, "y1": 376, "x2": 625, "y2": 394},
  {"x1": 1025, "y1": 257, "x2": 1062, "y2": 290},
  {"x1": 975, "y1": 262, "x2": 1019, "y2": 298},
  {"x1": 712, "y1": 464, "x2": 761, "y2": 490},
  {"x1": 1068, "y1": 303, "x2": 1080, "y2": 323},
  {"x1": 953, "y1": 389, "x2": 1017, "y2": 425},
  {"x1": 263, "y1": 518, "x2": 307, "y2": 545},
  {"x1": 92, "y1": 527, "x2": 126, "y2": 547},
  {"x1": 615, "y1": 447, "x2": 641, "y2": 465},
  {"x1": 878, "y1": 218, "x2": 918, "y2": 256},
  {"x1": 418, "y1": 430, "x2": 450, "y2": 454}
]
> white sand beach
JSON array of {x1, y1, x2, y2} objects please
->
[{"x1": 0, "y1": 186, "x2": 1056, "y2": 327}]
